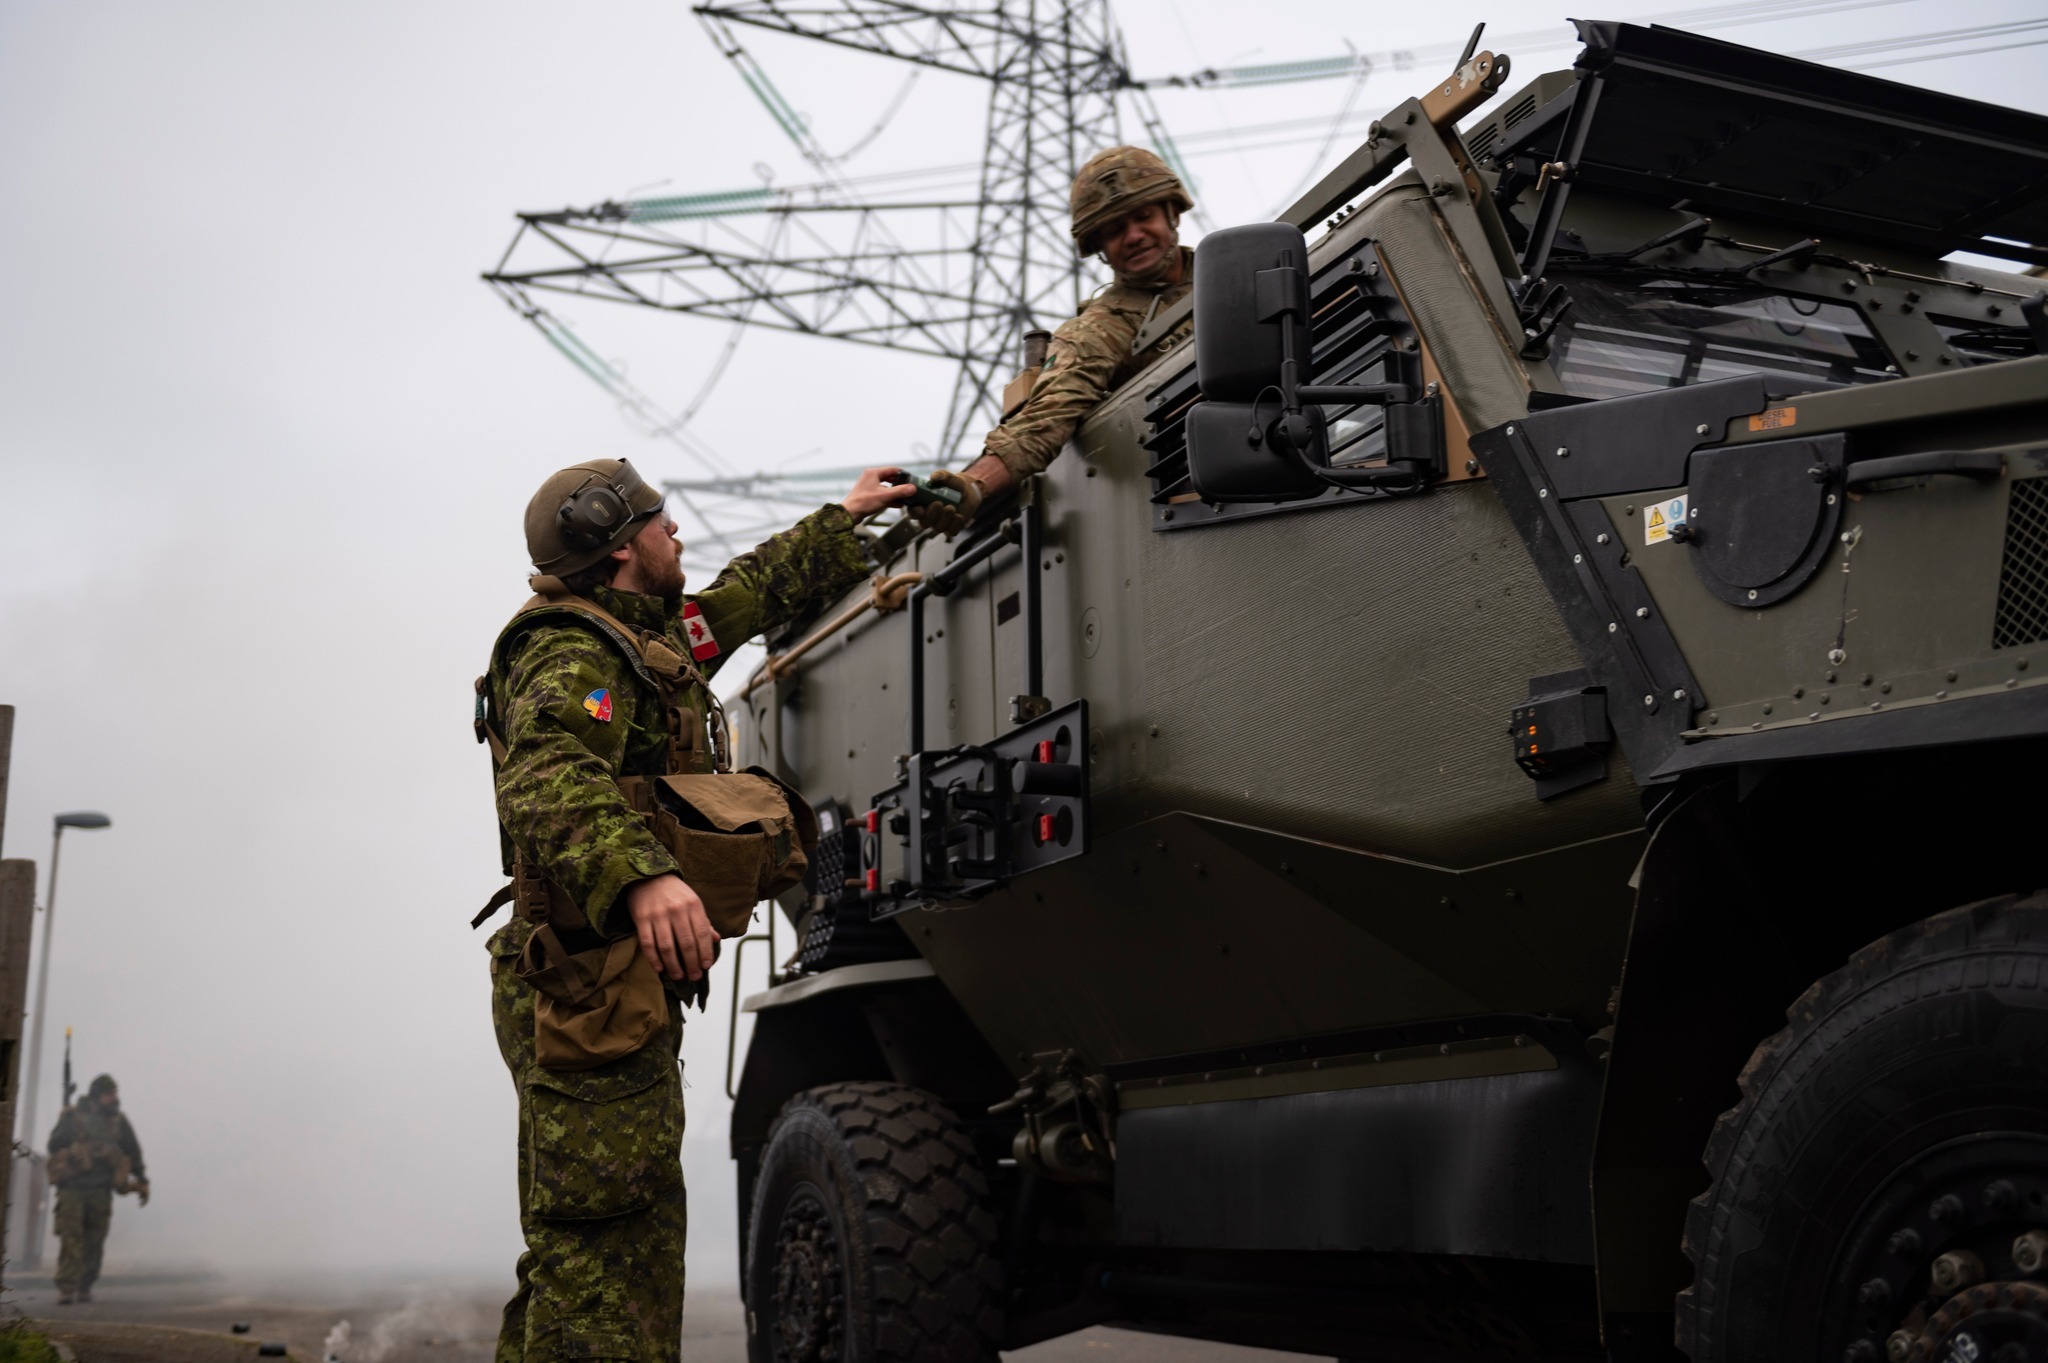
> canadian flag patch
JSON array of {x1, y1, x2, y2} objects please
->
[{"x1": 681, "y1": 601, "x2": 720, "y2": 661}]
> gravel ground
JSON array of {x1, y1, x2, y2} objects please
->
[{"x1": 10, "y1": 1273, "x2": 1319, "y2": 1362}]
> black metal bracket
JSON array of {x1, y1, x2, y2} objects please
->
[{"x1": 863, "y1": 700, "x2": 1090, "y2": 917}]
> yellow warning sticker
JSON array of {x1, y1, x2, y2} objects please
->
[
  {"x1": 1644, "y1": 494, "x2": 1688, "y2": 546},
  {"x1": 1748, "y1": 405, "x2": 1798, "y2": 432}
]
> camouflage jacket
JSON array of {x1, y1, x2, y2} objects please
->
[
  {"x1": 981, "y1": 246, "x2": 1195, "y2": 480},
  {"x1": 487, "y1": 503, "x2": 869, "y2": 937},
  {"x1": 48, "y1": 1104, "x2": 144, "y2": 1189}
]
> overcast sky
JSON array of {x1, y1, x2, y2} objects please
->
[{"x1": 2, "y1": 0, "x2": 2041, "y2": 1290}]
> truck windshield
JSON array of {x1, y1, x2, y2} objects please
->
[{"x1": 1547, "y1": 275, "x2": 1894, "y2": 401}]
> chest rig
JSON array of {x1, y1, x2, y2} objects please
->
[{"x1": 475, "y1": 579, "x2": 815, "y2": 942}]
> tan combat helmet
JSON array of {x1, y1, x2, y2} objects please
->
[
  {"x1": 524, "y1": 458, "x2": 666, "y2": 575},
  {"x1": 1069, "y1": 146, "x2": 1194, "y2": 258}
]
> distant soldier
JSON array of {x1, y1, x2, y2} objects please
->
[
  {"x1": 475, "y1": 458, "x2": 914, "y2": 1363},
  {"x1": 46, "y1": 1074, "x2": 148, "y2": 1305},
  {"x1": 916, "y1": 145, "x2": 1196, "y2": 534}
]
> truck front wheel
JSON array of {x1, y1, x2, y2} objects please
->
[
  {"x1": 1679, "y1": 893, "x2": 2048, "y2": 1361},
  {"x1": 745, "y1": 1081, "x2": 1003, "y2": 1363}
]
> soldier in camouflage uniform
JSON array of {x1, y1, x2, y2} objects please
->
[
  {"x1": 479, "y1": 457, "x2": 914, "y2": 1363},
  {"x1": 917, "y1": 146, "x2": 1196, "y2": 535},
  {"x1": 47, "y1": 1074, "x2": 147, "y2": 1305}
]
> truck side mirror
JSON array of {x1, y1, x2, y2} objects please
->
[
  {"x1": 1195, "y1": 222, "x2": 1313, "y2": 401},
  {"x1": 1187, "y1": 223, "x2": 1444, "y2": 502}
]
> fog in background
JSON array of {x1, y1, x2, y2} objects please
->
[{"x1": 2, "y1": 0, "x2": 2040, "y2": 1289}]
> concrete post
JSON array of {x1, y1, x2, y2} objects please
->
[{"x1": 0, "y1": 860, "x2": 32, "y2": 1286}]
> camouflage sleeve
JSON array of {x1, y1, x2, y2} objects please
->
[
  {"x1": 690, "y1": 502, "x2": 870, "y2": 674},
  {"x1": 980, "y1": 300, "x2": 1141, "y2": 480},
  {"x1": 495, "y1": 625, "x2": 678, "y2": 933},
  {"x1": 116, "y1": 1114, "x2": 144, "y2": 1178}
]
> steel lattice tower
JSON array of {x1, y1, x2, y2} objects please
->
[{"x1": 485, "y1": 1, "x2": 1187, "y2": 480}]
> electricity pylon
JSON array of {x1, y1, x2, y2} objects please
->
[{"x1": 485, "y1": 1, "x2": 1184, "y2": 479}]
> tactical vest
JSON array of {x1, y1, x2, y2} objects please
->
[{"x1": 475, "y1": 580, "x2": 818, "y2": 1069}]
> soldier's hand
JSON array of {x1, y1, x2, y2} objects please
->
[
  {"x1": 840, "y1": 467, "x2": 923, "y2": 521},
  {"x1": 914, "y1": 469, "x2": 985, "y2": 539},
  {"x1": 136, "y1": 1181, "x2": 149, "y2": 1207},
  {"x1": 626, "y1": 874, "x2": 720, "y2": 982}
]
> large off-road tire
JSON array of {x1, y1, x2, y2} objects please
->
[
  {"x1": 745, "y1": 1081, "x2": 1002, "y2": 1363},
  {"x1": 1678, "y1": 893, "x2": 2048, "y2": 1361}
]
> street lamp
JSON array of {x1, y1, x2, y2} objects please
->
[{"x1": 15, "y1": 811, "x2": 110, "y2": 1270}]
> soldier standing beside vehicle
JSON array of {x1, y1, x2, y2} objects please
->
[
  {"x1": 475, "y1": 457, "x2": 915, "y2": 1363},
  {"x1": 915, "y1": 146, "x2": 1196, "y2": 535},
  {"x1": 46, "y1": 1074, "x2": 148, "y2": 1305}
]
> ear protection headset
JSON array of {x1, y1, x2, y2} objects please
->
[{"x1": 557, "y1": 459, "x2": 655, "y2": 551}]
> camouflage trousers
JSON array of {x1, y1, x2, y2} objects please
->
[
  {"x1": 490, "y1": 922, "x2": 687, "y2": 1363},
  {"x1": 53, "y1": 1185, "x2": 113, "y2": 1295}
]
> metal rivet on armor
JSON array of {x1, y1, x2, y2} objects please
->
[
  {"x1": 1809, "y1": 712, "x2": 1821, "y2": 721},
  {"x1": 1885, "y1": 1330, "x2": 1917, "y2": 1363},
  {"x1": 1696, "y1": 423, "x2": 1710, "y2": 435},
  {"x1": 2019, "y1": 658, "x2": 2031, "y2": 671},
  {"x1": 1762, "y1": 703, "x2": 1773, "y2": 714},
  {"x1": 1642, "y1": 695, "x2": 1655, "y2": 708},
  {"x1": 1748, "y1": 589, "x2": 1758, "y2": 600},
  {"x1": 1555, "y1": 446, "x2": 1569, "y2": 458},
  {"x1": 1673, "y1": 690, "x2": 1688, "y2": 701},
  {"x1": 1596, "y1": 533, "x2": 1611, "y2": 545},
  {"x1": 1936, "y1": 689, "x2": 1948, "y2": 699},
  {"x1": 1635, "y1": 607, "x2": 1650, "y2": 619},
  {"x1": 1607, "y1": 622, "x2": 1618, "y2": 633},
  {"x1": 1828, "y1": 647, "x2": 1847, "y2": 665},
  {"x1": 1792, "y1": 686, "x2": 1805, "y2": 699},
  {"x1": 1947, "y1": 670, "x2": 1959, "y2": 683},
  {"x1": 1505, "y1": 424, "x2": 1516, "y2": 435},
  {"x1": 1539, "y1": 488, "x2": 1549, "y2": 498},
  {"x1": 1826, "y1": 493, "x2": 1837, "y2": 504},
  {"x1": 1573, "y1": 554, "x2": 1583, "y2": 564}
]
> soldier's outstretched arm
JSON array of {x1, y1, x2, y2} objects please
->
[
  {"x1": 980, "y1": 310, "x2": 1134, "y2": 483},
  {"x1": 688, "y1": 498, "x2": 875, "y2": 672},
  {"x1": 495, "y1": 627, "x2": 680, "y2": 934}
]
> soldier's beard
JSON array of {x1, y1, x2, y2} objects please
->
[{"x1": 629, "y1": 535, "x2": 688, "y2": 603}]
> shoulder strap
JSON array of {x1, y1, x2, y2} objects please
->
[{"x1": 515, "y1": 577, "x2": 699, "y2": 692}]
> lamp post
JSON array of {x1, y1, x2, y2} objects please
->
[{"x1": 15, "y1": 811, "x2": 110, "y2": 1270}]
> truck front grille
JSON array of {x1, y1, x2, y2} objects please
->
[{"x1": 1994, "y1": 475, "x2": 2048, "y2": 649}]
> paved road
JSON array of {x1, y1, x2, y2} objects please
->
[{"x1": 13, "y1": 1274, "x2": 1324, "y2": 1362}]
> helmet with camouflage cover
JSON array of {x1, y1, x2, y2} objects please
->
[
  {"x1": 1070, "y1": 146, "x2": 1194, "y2": 258},
  {"x1": 524, "y1": 457, "x2": 666, "y2": 575}
]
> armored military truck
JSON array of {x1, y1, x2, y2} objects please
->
[{"x1": 724, "y1": 21, "x2": 2048, "y2": 1362}]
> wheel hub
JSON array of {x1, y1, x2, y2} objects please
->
[
  {"x1": 1827, "y1": 1135, "x2": 2048, "y2": 1363},
  {"x1": 772, "y1": 1190, "x2": 844, "y2": 1363},
  {"x1": 1910, "y1": 1280, "x2": 2048, "y2": 1362}
]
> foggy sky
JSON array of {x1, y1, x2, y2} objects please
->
[{"x1": 2, "y1": 0, "x2": 2040, "y2": 1289}]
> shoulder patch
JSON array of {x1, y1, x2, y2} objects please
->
[
  {"x1": 583, "y1": 689, "x2": 613, "y2": 722},
  {"x1": 681, "y1": 601, "x2": 720, "y2": 661}
]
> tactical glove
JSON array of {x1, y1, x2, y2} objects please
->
[{"x1": 913, "y1": 470, "x2": 984, "y2": 539}]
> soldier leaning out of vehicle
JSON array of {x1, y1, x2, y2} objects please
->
[
  {"x1": 915, "y1": 145, "x2": 1195, "y2": 537},
  {"x1": 47, "y1": 1074, "x2": 149, "y2": 1305},
  {"x1": 474, "y1": 458, "x2": 916, "y2": 1363}
]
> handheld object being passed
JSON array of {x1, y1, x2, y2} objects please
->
[{"x1": 881, "y1": 470, "x2": 965, "y2": 509}]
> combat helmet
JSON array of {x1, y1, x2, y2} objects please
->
[
  {"x1": 1069, "y1": 146, "x2": 1193, "y2": 257},
  {"x1": 87, "y1": 1074, "x2": 116, "y2": 1099},
  {"x1": 524, "y1": 458, "x2": 666, "y2": 575}
]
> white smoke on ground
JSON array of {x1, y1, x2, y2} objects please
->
[{"x1": 321, "y1": 1292, "x2": 499, "y2": 1363}]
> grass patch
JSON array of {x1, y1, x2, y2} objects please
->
[{"x1": 0, "y1": 1319, "x2": 60, "y2": 1363}]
